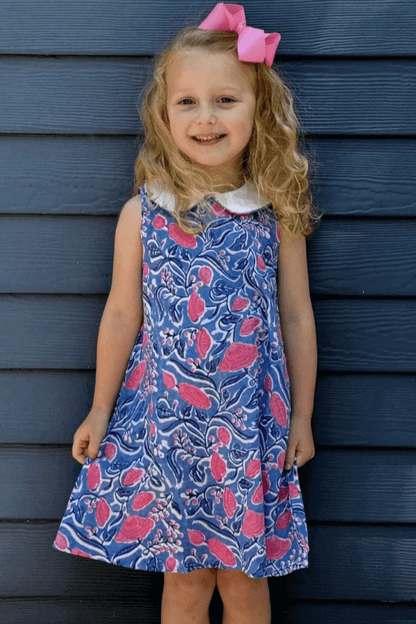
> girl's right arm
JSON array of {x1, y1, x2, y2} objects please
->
[{"x1": 72, "y1": 195, "x2": 144, "y2": 464}]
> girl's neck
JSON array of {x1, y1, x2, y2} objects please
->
[{"x1": 201, "y1": 169, "x2": 246, "y2": 194}]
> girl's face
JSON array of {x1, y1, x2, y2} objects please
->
[{"x1": 165, "y1": 49, "x2": 256, "y2": 188}]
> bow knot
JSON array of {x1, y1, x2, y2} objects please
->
[{"x1": 198, "y1": 3, "x2": 281, "y2": 67}]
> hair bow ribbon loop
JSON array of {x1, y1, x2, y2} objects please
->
[{"x1": 198, "y1": 3, "x2": 281, "y2": 67}]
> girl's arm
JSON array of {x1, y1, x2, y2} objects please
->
[
  {"x1": 91, "y1": 196, "x2": 144, "y2": 419},
  {"x1": 277, "y1": 228, "x2": 317, "y2": 468},
  {"x1": 72, "y1": 196, "x2": 144, "y2": 463}
]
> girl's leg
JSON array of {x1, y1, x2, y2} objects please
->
[
  {"x1": 216, "y1": 569, "x2": 272, "y2": 624},
  {"x1": 161, "y1": 567, "x2": 217, "y2": 624}
]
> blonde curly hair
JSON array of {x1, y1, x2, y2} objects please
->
[{"x1": 132, "y1": 26, "x2": 322, "y2": 237}]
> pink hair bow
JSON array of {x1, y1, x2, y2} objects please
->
[{"x1": 198, "y1": 3, "x2": 281, "y2": 67}]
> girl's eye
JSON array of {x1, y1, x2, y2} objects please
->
[{"x1": 178, "y1": 97, "x2": 235, "y2": 105}]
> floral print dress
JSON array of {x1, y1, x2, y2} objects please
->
[{"x1": 52, "y1": 181, "x2": 309, "y2": 578}]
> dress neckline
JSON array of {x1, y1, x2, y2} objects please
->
[{"x1": 145, "y1": 180, "x2": 271, "y2": 215}]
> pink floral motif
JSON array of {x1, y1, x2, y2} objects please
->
[
  {"x1": 143, "y1": 262, "x2": 149, "y2": 277},
  {"x1": 265, "y1": 536, "x2": 292, "y2": 560},
  {"x1": 178, "y1": 382, "x2": 211, "y2": 409},
  {"x1": 289, "y1": 483, "x2": 300, "y2": 498},
  {"x1": 54, "y1": 532, "x2": 68, "y2": 551},
  {"x1": 188, "y1": 292, "x2": 205, "y2": 322},
  {"x1": 246, "y1": 459, "x2": 261, "y2": 478},
  {"x1": 122, "y1": 468, "x2": 145, "y2": 487},
  {"x1": 211, "y1": 452, "x2": 227, "y2": 482},
  {"x1": 269, "y1": 392, "x2": 288, "y2": 427},
  {"x1": 71, "y1": 548, "x2": 92, "y2": 558},
  {"x1": 150, "y1": 421, "x2": 156, "y2": 436},
  {"x1": 241, "y1": 509, "x2": 265, "y2": 537},
  {"x1": 104, "y1": 443, "x2": 116, "y2": 461},
  {"x1": 251, "y1": 483, "x2": 264, "y2": 505},
  {"x1": 168, "y1": 223, "x2": 197, "y2": 248},
  {"x1": 153, "y1": 214, "x2": 167, "y2": 229},
  {"x1": 231, "y1": 296, "x2": 249, "y2": 311},
  {"x1": 277, "y1": 451, "x2": 286, "y2": 471},
  {"x1": 284, "y1": 358, "x2": 290, "y2": 381},
  {"x1": 219, "y1": 343, "x2": 259, "y2": 372},
  {"x1": 276, "y1": 509, "x2": 292, "y2": 530},
  {"x1": 95, "y1": 498, "x2": 110, "y2": 527},
  {"x1": 207, "y1": 537, "x2": 237, "y2": 567},
  {"x1": 223, "y1": 487, "x2": 237, "y2": 517},
  {"x1": 115, "y1": 515, "x2": 155, "y2": 543},
  {"x1": 278, "y1": 486, "x2": 289, "y2": 503},
  {"x1": 125, "y1": 361, "x2": 146, "y2": 390},
  {"x1": 217, "y1": 426, "x2": 231, "y2": 447},
  {"x1": 87, "y1": 462, "x2": 101, "y2": 491},
  {"x1": 132, "y1": 492, "x2": 155, "y2": 511},
  {"x1": 166, "y1": 556, "x2": 178, "y2": 572},
  {"x1": 188, "y1": 529, "x2": 206, "y2": 545},
  {"x1": 163, "y1": 370, "x2": 176, "y2": 389},
  {"x1": 256, "y1": 255, "x2": 266, "y2": 270},
  {"x1": 196, "y1": 327, "x2": 212, "y2": 359},
  {"x1": 199, "y1": 266, "x2": 213, "y2": 284},
  {"x1": 264, "y1": 372, "x2": 272, "y2": 392},
  {"x1": 262, "y1": 471, "x2": 270, "y2": 494},
  {"x1": 240, "y1": 317, "x2": 261, "y2": 336}
]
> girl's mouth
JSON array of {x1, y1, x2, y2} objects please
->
[{"x1": 192, "y1": 134, "x2": 227, "y2": 144}]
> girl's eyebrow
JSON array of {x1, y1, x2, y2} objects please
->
[{"x1": 171, "y1": 85, "x2": 243, "y2": 96}]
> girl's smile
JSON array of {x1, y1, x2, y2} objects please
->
[
  {"x1": 192, "y1": 133, "x2": 227, "y2": 144},
  {"x1": 165, "y1": 49, "x2": 256, "y2": 188}
]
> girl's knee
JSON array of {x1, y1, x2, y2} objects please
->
[
  {"x1": 164, "y1": 567, "x2": 217, "y2": 595},
  {"x1": 216, "y1": 569, "x2": 269, "y2": 601}
]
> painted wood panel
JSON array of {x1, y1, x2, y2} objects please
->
[
  {"x1": 0, "y1": 524, "x2": 415, "y2": 600},
  {"x1": 1, "y1": 217, "x2": 416, "y2": 295},
  {"x1": 1, "y1": 297, "x2": 415, "y2": 370},
  {"x1": 1, "y1": 58, "x2": 415, "y2": 134},
  {"x1": 1, "y1": 447, "x2": 415, "y2": 523},
  {"x1": 1, "y1": 372, "x2": 415, "y2": 448},
  {"x1": 0, "y1": 0, "x2": 415, "y2": 56},
  {"x1": 0, "y1": 598, "x2": 164, "y2": 624},
  {"x1": 1, "y1": 0, "x2": 415, "y2": 620},
  {"x1": 0, "y1": 599, "x2": 414, "y2": 624},
  {"x1": 2, "y1": 138, "x2": 416, "y2": 217}
]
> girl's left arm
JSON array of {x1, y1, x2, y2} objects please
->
[{"x1": 277, "y1": 227, "x2": 317, "y2": 468}]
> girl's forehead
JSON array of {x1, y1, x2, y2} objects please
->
[{"x1": 166, "y1": 49, "x2": 254, "y2": 90}]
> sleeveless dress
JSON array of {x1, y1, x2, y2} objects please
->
[{"x1": 52, "y1": 181, "x2": 310, "y2": 578}]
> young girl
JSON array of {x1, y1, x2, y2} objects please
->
[{"x1": 52, "y1": 3, "x2": 320, "y2": 622}]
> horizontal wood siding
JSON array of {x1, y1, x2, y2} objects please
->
[
  {"x1": 0, "y1": 58, "x2": 415, "y2": 134},
  {"x1": 0, "y1": 1, "x2": 415, "y2": 622},
  {"x1": 0, "y1": 1, "x2": 415, "y2": 55}
]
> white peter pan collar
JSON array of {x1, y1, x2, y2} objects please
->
[{"x1": 146, "y1": 180, "x2": 271, "y2": 215}]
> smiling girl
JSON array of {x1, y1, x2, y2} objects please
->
[{"x1": 53, "y1": 4, "x2": 321, "y2": 623}]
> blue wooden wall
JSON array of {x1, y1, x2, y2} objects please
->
[{"x1": 1, "y1": 1, "x2": 415, "y2": 622}]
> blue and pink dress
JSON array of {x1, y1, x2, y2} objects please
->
[{"x1": 52, "y1": 180, "x2": 310, "y2": 578}]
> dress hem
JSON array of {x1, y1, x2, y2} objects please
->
[{"x1": 52, "y1": 542, "x2": 308, "y2": 579}]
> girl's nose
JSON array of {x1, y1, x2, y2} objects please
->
[{"x1": 195, "y1": 102, "x2": 217, "y2": 124}]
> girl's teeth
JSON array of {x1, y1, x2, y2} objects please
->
[{"x1": 195, "y1": 135, "x2": 223, "y2": 142}]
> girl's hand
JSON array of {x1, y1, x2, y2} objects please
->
[
  {"x1": 72, "y1": 407, "x2": 113, "y2": 465},
  {"x1": 284, "y1": 416, "x2": 315, "y2": 470}
]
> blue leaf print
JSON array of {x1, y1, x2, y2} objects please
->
[
  {"x1": 189, "y1": 463, "x2": 205, "y2": 483},
  {"x1": 201, "y1": 498, "x2": 213, "y2": 515},
  {"x1": 167, "y1": 448, "x2": 182, "y2": 481},
  {"x1": 238, "y1": 478, "x2": 253, "y2": 492}
]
